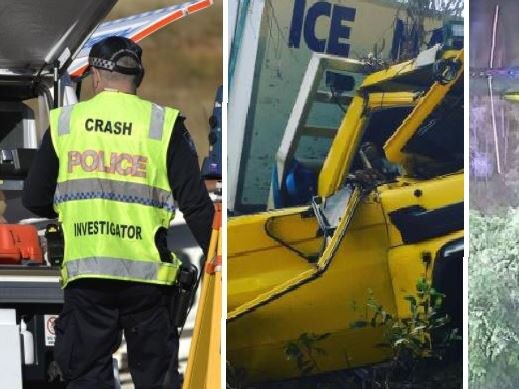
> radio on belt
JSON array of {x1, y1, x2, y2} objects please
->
[{"x1": 170, "y1": 263, "x2": 198, "y2": 328}]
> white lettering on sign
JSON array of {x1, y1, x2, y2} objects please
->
[{"x1": 44, "y1": 315, "x2": 58, "y2": 346}]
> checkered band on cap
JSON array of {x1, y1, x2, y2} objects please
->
[{"x1": 89, "y1": 57, "x2": 116, "y2": 71}]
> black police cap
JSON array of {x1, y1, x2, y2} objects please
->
[{"x1": 88, "y1": 36, "x2": 143, "y2": 76}]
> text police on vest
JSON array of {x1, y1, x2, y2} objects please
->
[
  {"x1": 85, "y1": 118, "x2": 132, "y2": 136},
  {"x1": 68, "y1": 150, "x2": 148, "y2": 178}
]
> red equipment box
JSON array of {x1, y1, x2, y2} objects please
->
[{"x1": 0, "y1": 224, "x2": 43, "y2": 264}]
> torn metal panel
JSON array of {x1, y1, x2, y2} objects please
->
[
  {"x1": 384, "y1": 49, "x2": 464, "y2": 167},
  {"x1": 316, "y1": 51, "x2": 463, "y2": 199}
]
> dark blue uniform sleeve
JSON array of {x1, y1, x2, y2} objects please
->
[
  {"x1": 167, "y1": 116, "x2": 214, "y2": 256},
  {"x1": 22, "y1": 129, "x2": 59, "y2": 218}
]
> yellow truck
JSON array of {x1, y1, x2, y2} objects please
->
[{"x1": 227, "y1": 49, "x2": 463, "y2": 382}]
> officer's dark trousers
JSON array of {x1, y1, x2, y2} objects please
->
[{"x1": 54, "y1": 279, "x2": 180, "y2": 389}]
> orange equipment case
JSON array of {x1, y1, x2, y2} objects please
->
[{"x1": 0, "y1": 224, "x2": 43, "y2": 264}]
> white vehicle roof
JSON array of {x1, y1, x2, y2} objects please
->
[{"x1": 0, "y1": 0, "x2": 116, "y2": 78}]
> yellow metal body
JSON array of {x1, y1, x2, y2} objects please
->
[
  {"x1": 320, "y1": 50, "x2": 464, "y2": 196},
  {"x1": 227, "y1": 50, "x2": 464, "y2": 383},
  {"x1": 227, "y1": 173, "x2": 462, "y2": 382},
  {"x1": 318, "y1": 91, "x2": 418, "y2": 197},
  {"x1": 384, "y1": 50, "x2": 464, "y2": 166},
  {"x1": 504, "y1": 92, "x2": 519, "y2": 102},
  {"x1": 318, "y1": 96, "x2": 366, "y2": 197},
  {"x1": 184, "y1": 204, "x2": 222, "y2": 389},
  {"x1": 361, "y1": 59, "x2": 416, "y2": 89}
]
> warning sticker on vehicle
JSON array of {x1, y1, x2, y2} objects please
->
[{"x1": 44, "y1": 315, "x2": 58, "y2": 346}]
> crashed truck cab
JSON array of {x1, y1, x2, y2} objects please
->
[{"x1": 227, "y1": 48, "x2": 463, "y2": 382}]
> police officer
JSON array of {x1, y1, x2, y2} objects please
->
[{"x1": 22, "y1": 36, "x2": 214, "y2": 388}]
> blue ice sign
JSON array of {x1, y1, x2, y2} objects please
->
[{"x1": 288, "y1": 0, "x2": 356, "y2": 57}]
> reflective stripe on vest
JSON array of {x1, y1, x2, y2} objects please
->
[
  {"x1": 149, "y1": 103, "x2": 165, "y2": 140},
  {"x1": 54, "y1": 178, "x2": 175, "y2": 213},
  {"x1": 62, "y1": 256, "x2": 178, "y2": 285},
  {"x1": 58, "y1": 105, "x2": 74, "y2": 136}
]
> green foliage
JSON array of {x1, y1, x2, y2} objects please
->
[
  {"x1": 365, "y1": 282, "x2": 454, "y2": 359},
  {"x1": 469, "y1": 210, "x2": 519, "y2": 388},
  {"x1": 283, "y1": 332, "x2": 331, "y2": 376}
]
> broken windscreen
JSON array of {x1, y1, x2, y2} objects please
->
[{"x1": 404, "y1": 77, "x2": 464, "y2": 175}]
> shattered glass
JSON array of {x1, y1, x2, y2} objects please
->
[{"x1": 312, "y1": 183, "x2": 357, "y2": 237}]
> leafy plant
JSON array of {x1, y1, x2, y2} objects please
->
[
  {"x1": 469, "y1": 210, "x2": 519, "y2": 388},
  {"x1": 283, "y1": 332, "x2": 330, "y2": 376},
  {"x1": 355, "y1": 281, "x2": 457, "y2": 360},
  {"x1": 396, "y1": 280, "x2": 452, "y2": 358},
  {"x1": 344, "y1": 282, "x2": 460, "y2": 387}
]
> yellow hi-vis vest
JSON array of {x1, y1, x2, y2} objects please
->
[{"x1": 49, "y1": 90, "x2": 181, "y2": 288}]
